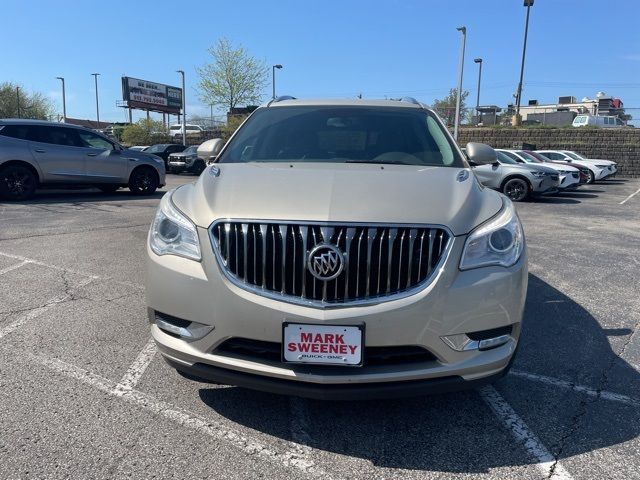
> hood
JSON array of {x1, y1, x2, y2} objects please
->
[
  {"x1": 514, "y1": 163, "x2": 563, "y2": 174},
  {"x1": 575, "y1": 158, "x2": 615, "y2": 166},
  {"x1": 539, "y1": 162, "x2": 579, "y2": 173},
  {"x1": 171, "y1": 163, "x2": 504, "y2": 236}
]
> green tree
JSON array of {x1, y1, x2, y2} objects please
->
[
  {"x1": 197, "y1": 38, "x2": 268, "y2": 113},
  {"x1": 121, "y1": 119, "x2": 166, "y2": 146},
  {"x1": 432, "y1": 88, "x2": 469, "y2": 126},
  {"x1": 0, "y1": 82, "x2": 54, "y2": 119}
]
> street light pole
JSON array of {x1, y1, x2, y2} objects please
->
[
  {"x1": 16, "y1": 87, "x2": 20, "y2": 118},
  {"x1": 56, "y1": 77, "x2": 67, "y2": 122},
  {"x1": 177, "y1": 70, "x2": 186, "y2": 146},
  {"x1": 514, "y1": 0, "x2": 534, "y2": 125},
  {"x1": 272, "y1": 64, "x2": 283, "y2": 99},
  {"x1": 474, "y1": 58, "x2": 483, "y2": 125},
  {"x1": 454, "y1": 26, "x2": 466, "y2": 141},
  {"x1": 91, "y1": 73, "x2": 100, "y2": 124}
]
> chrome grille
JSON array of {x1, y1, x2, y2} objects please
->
[{"x1": 210, "y1": 221, "x2": 451, "y2": 307}]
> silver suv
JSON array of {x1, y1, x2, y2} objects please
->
[
  {"x1": 469, "y1": 150, "x2": 559, "y2": 201},
  {"x1": 0, "y1": 119, "x2": 166, "y2": 200}
]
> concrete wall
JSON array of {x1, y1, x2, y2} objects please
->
[{"x1": 457, "y1": 128, "x2": 640, "y2": 177}]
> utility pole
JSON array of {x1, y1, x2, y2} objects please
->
[
  {"x1": 177, "y1": 70, "x2": 186, "y2": 145},
  {"x1": 454, "y1": 26, "x2": 467, "y2": 141},
  {"x1": 16, "y1": 87, "x2": 20, "y2": 118},
  {"x1": 474, "y1": 59, "x2": 483, "y2": 125},
  {"x1": 514, "y1": 0, "x2": 534, "y2": 126}
]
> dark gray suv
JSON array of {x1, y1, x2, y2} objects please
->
[{"x1": 0, "y1": 119, "x2": 166, "y2": 200}]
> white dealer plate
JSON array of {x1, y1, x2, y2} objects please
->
[{"x1": 283, "y1": 323, "x2": 363, "y2": 366}]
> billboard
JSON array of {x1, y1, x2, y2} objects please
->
[{"x1": 121, "y1": 77, "x2": 182, "y2": 114}]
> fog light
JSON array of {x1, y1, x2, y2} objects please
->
[
  {"x1": 441, "y1": 331, "x2": 512, "y2": 352},
  {"x1": 155, "y1": 312, "x2": 214, "y2": 339}
]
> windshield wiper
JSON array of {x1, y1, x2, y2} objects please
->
[{"x1": 345, "y1": 159, "x2": 412, "y2": 165}]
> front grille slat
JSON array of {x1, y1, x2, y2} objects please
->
[{"x1": 211, "y1": 221, "x2": 450, "y2": 307}]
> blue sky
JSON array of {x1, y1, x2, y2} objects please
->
[{"x1": 3, "y1": 0, "x2": 640, "y2": 123}]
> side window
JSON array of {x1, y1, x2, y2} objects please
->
[
  {"x1": 36, "y1": 126, "x2": 82, "y2": 147},
  {"x1": 77, "y1": 130, "x2": 113, "y2": 150},
  {"x1": 545, "y1": 152, "x2": 559, "y2": 160},
  {"x1": 502, "y1": 151, "x2": 520, "y2": 161},
  {"x1": 0, "y1": 124, "x2": 33, "y2": 140}
]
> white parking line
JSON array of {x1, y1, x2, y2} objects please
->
[
  {"x1": 0, "y1": 260, "x2": 30, "y2": 276},
  {"x1": 479, "y1": 385, "x2": 573, "y2": 480},
  {"x1": 0, "y1": 251, "x2": 142, "y2": 289},
  {"x1": 23, "y1": 351, "x2": 327, "y2": 478},
  {"x1": 288, "y1": 398, "x2": 316, "y2": 472},
  {"x1": 113, "y1": 338, "x2": 157, "y2": 393},
  {"x1": 619, "y1": 187, "x2": 640, "y2": 205},
  {"x1": 0, "y1": 277, "x2": 94, "y2": 340},
  {"x1": 511, "y1": 370, "x2": 640, "y2": 408}
]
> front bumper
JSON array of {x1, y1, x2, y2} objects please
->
[
  {"x1": 146, "y1": 228, "x2": 527, "y2": 397},
  {"x1": 531, "y1": 176, "x2": 560, "y2": 194}
]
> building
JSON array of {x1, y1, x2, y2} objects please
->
[{"x1": 514, "y1": 93, "x2": 626, "y2": 124}]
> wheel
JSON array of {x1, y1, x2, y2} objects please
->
[
  {"x1": 99, "y1": 185, "x2": 120, "y2": 193},
  {"x1": 191, "y1": 160, "x2": 206, "y2": 175},
  {"x1": 586, "y1": 169, "x2": 595, "y2": 184},
  {"x1": 502, "y1": 177, "x2": 530, "y2": 202},
  {"x1": 128, "y1": 167, "x2": 159, "y2": 195},
  {"x1": 0, "y1": 164, "x2": 37, "y2": 200}
]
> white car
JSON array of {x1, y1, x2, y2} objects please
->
[
  {"x1": 497, "y1": 149, "x2": 580, "y2": 190},
  {"x1": 169, "y1": 124, "x2": 205, "y2": 138},
  {"x1": 572, "y1": 115, "x2": 626, "y2": 128},
  {"x1": 536, "y1": 150, "x2": 617, "y2": 182}
]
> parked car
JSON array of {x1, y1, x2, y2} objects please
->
[
  {"x1": 536, "y1": 150, "x2": 617, "y2": 183},
  {"x1": 572, "y1": 115, "x2": 626, "y2": 128},
  {"x1": 520, "y1": 150, "x2": 590, "y2": 184},
  {"x1": 169, "y1": 124, "x2": 205, "y2": 138},
  {"x1": 497, "y1": 149, "x2": 582, "y2": 188},
  {"x1": 146, "y1": 98, "x2": 529, "y2": 400},
  {"x1": 144, "y1": 143, "x2": 186, "y2": 167},
  {"x1": 0, "y1": 119, "x2": 165, "y2": 200},
  {"x1": 167, "y1": 145, "x2": 206, "y2": 175},
  {"x1": 466, "y1": 149, "x2": 559, "y2": 201},
  {"x1": 129, "y1": 145, "x2": 149, "y2": 152}
]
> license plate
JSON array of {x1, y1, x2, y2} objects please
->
[{"x1": 282, "y1": 323, "x2": 363, "y2": 366}]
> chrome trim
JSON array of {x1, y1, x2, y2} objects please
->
[{"x1": 208, "y1": 219, "x2": 454, "y2": 309}]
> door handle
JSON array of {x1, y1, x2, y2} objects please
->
[
  {"x1": 87, "y1": 153, "x2": 98, "y2": 157},
  {"x1": 35, "y1": 149, "x2": 46, "y2": 153}
]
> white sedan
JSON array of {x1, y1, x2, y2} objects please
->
[{"x1": 536, "y1": 150, "x2": 617, "y2": 183}]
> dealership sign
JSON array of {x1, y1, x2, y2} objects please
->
[{"x1": 121, "y1": 77, "x2": 182, "y2": 114}]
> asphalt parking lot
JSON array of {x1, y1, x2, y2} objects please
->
[{"x1": 0, "y1": 174, "x2": 639, "y2": 480}]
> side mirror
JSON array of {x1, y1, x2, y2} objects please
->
[
  {"x1": 465, "y1": 142, "x2": 497, "y2": 165},
  {"x1": 197, "y1": 138, "x2": 225, "y2": 164}
]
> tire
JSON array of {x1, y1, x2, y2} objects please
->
[
  {"x1": 502, "y1": 177, "x2": 530, "y2": 202},
  {"x1": 128, "y1": 167, "x2": 159, "y2": 195},
  {"x1": 0, "y1": 164, "x2": 37, "y2": 200},
  {"x1": 586, "y1": 169, "x2": 595, "y2": 184},
  {"x1": 99, "y1": 185, "x2": 120, "y2": 193},
  {"x1": 191, "y1": 160, "x2": 206, "y2": 175}
]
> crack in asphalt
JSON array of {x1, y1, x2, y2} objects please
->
[
  {"x1": 547, "y1": 317, "x2": 640, "y2": 478},
  {"x1": 0, "y1": 223, "x2": 150, "y2": 242}
]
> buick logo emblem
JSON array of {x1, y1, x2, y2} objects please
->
[{"x1": 307, "y1": 244, "x2": 344, "y2": 281}]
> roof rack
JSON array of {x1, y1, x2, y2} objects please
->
[
  {"x1": 267, "y1": 95, "x2": 296, "y2": 107},
  {"x1": 400, "y1": 97, "x2": 422, "y2": 106}
]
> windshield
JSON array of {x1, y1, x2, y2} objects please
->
[
  {"x1": 184, "y1": 146, "x2": 198, "y2": 154},
  {"x1": 217, "y1": 106, "x2": 463, "y2": 167},
  {"x1": 563, "y1": 151, "x2": 583, "y2": 160},
  {"x1": 516, "y1": 151, "x2": 541, "y2": 163},
  {"x1": 496, "y1": 151, "x2": 518, "y2": 164},
  {"x1": 145, "y1": 144, "x2": 167, "y2": 153}
]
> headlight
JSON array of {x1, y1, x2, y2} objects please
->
[
  {"x1": 460, "y1": 200, "x2": 524, "y2": 270},
  {"x1": 530, "y1": 170, "x2": 548, "y2": 178},
  {"x1": 149, "y1": 191, "x2": 201, "y2": 261}
]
